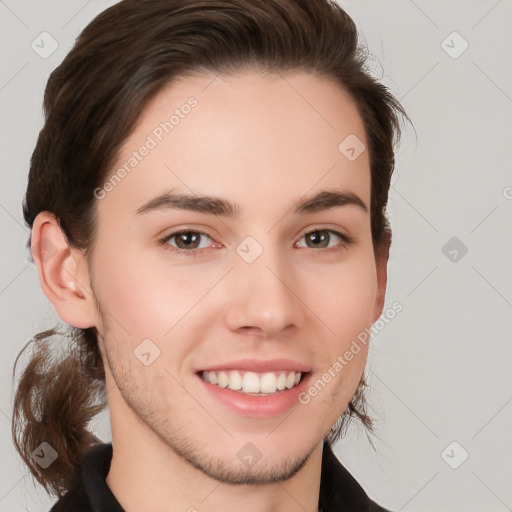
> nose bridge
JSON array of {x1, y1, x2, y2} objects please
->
[{"x1": 225, "y1": 233, "x2": 302, "y2": 335}]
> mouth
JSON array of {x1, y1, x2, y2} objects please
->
[
  {"x1": 198, "y1": 369, "x2": 308, "y2": 396},
  {"x1": 194, "y1": 359, "x2": 313, "y2": 417}
]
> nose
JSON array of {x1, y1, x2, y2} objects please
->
[{"x1": 224, "y1": 243, "x2": 304, "y2": 338}]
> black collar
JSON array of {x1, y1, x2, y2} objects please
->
[{"x1": 50, "y1": 442, "x2": 389, "y2": 512}]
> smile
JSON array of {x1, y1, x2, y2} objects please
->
[{"x1": 200, "y1": 370, "x2": 303, "y2": 395}]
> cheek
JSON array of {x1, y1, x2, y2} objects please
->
[
  {"x1": 93, "y1": 241, "x2": 194, "y2": 327},
  {"x1": 312, "y1": 254, "x2": 378, "y2": 346}
]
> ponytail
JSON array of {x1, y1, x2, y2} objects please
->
[{"x1": 11, "y1": 326, "x2": 107, "y2": 497}]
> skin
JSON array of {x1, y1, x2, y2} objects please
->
[{"x1": 31, "y1": 70, "x2": 390, "y2": 512}]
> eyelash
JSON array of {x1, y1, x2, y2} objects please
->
[{"x1": 158, "y1": 228, "x2": 355, "y2": 257}]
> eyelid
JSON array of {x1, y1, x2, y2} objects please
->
[{"x1": 298, "y1": 224, "x2": 353, "y2": 242}]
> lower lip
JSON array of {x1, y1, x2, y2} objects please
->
[{"x1": 196, "y1": 372, "x2": 313, "y2": 418}]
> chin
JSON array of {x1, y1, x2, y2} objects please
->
[{"x1": 187, "y1": 438, "x2": 318, "y2": 485}]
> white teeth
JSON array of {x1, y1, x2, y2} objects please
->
[
  {"x1": 201, "y1": 369, "x2": 303, "y2": 395},
  {"x1": 227, "y1": 370, "x2": 242, "y2": 390},
  {"x1": 217, "y1": 371, "x2": 229, "y2": 388},
  {"x1": 276, "y1": 372, "x2": 287, "y2": 390},
  {"x1": 285, "y1": 372, "x2": 295, "y2": 389},
  {"x1": 260, "y1": 372, "x2": 277, "y2": 393},
  {"x1": 242, "y1": 372, "x2": 260, "y2": 393}
]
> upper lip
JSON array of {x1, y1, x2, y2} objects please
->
[{"x1": 196, "y1": 358, "x2": 311, "y2": 373}]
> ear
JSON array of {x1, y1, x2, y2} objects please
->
[
  {"x1": 30, "y1": 211, "x2": 98, "y2": 329},
  {"x1": 372, "y1": 230, "x2": 391, "y2": 322}
]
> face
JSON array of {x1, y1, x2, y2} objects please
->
[{"x1": 87, "y1": 70, "x2": 384, "y2": 483}]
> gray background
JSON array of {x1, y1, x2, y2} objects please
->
[{"x1": 1, "y1": 1, "x2": 511, "y2": 511}]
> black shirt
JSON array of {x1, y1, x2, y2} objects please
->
[{"x1": 49, "y1": 442, "x2": 391, "y2": 512}]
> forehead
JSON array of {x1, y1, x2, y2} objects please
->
[{"x1": 98, "y1": 70, "x2": 370, "y2": 221}]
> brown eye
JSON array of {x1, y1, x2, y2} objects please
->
[
  {"x1": 173, "y1": 231, "x2": 203, "y2": 250},
  {"x1": 296, "y1": 229, "x2": 351, "y2": 252},
  {"x1": 159, "y1": 230, "x2": 214, "y2": 256},
  {"x1": 304, "y1": 230, "x2": 331, "y2": 249}
]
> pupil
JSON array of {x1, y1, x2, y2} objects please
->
[
  {"x1": 309, "y1": 231, "x2": 327, "y2": 248},
  {"x1": 179, "y1": 232, "x2": 198, "y2": 248}
]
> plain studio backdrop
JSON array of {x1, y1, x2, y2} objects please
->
[{"x1": 1, "y1": 1, "x2": 511, "y2": 511}]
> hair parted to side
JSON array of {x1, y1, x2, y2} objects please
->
[{"x1": 13, "y1": 0, "x2": 410, "y2": 498}]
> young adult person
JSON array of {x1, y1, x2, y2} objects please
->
[{"x1": 12, "y1": 1, "x2": 409, "y2": 510}]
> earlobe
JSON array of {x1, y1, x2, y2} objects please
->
[{"x1": 31, "y1": 211, "x2": 97, "y2": 329}]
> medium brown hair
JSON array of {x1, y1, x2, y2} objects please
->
[{"x1": 13, "y1": 0, "x2": 409, "y2": 498}]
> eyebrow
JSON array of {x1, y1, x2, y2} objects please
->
[{"x1": 134, "y1": 188, "x2": 368, "y2": 217}]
